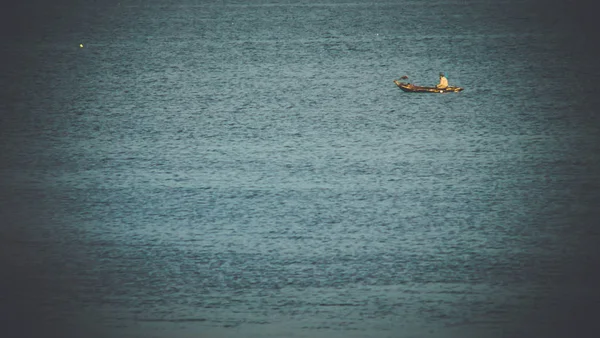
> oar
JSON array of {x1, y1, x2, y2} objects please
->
[{"x1": 395, "y1": 75, "x2": 409, "y2": 85}]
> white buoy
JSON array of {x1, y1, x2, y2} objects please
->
[{"x1": 79, "y1": 44, "x2": 84, "y2": 48}]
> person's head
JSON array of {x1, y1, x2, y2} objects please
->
[{"x1": 439, "y1": 72, "x2": 445, "y2": 77}]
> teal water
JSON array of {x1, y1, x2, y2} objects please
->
[{"x1": 2, "y1": 1, "x2": 600, "y2": 337}]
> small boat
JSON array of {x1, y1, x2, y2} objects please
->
[{"x1": 393, "y1": 80, "x2": 463, "y2": 93}]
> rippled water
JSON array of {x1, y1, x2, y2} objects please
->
[{"x1": 2, "y1": 1, "x2": 600, "y2": 338}]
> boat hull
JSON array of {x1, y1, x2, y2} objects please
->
[{"x1": 394, "y1": 80, "x2": 463, "y2": 93}]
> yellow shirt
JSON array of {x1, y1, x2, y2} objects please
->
[{"x1": 436, "y1": 76, "x2": 448, "y2": 89}]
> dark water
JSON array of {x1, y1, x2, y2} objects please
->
[{"x1": 2, "y1": 1, "x2": 600, "y2": 337}]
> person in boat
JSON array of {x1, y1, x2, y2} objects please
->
[{"x1": 436, "y1": 72, "x2": 449, "y2": 89}]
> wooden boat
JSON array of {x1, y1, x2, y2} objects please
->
[{"x1": 394, "y1": 80, "x2": 463, "y2": 93}]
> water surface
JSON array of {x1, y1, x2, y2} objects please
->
[{"x1": 2, "y1": 1, "x2": 600, "y2": 337}]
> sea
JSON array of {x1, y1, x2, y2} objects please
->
[{"x1": 1, "y1": 1, "x2": 600, "y2": 338}]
